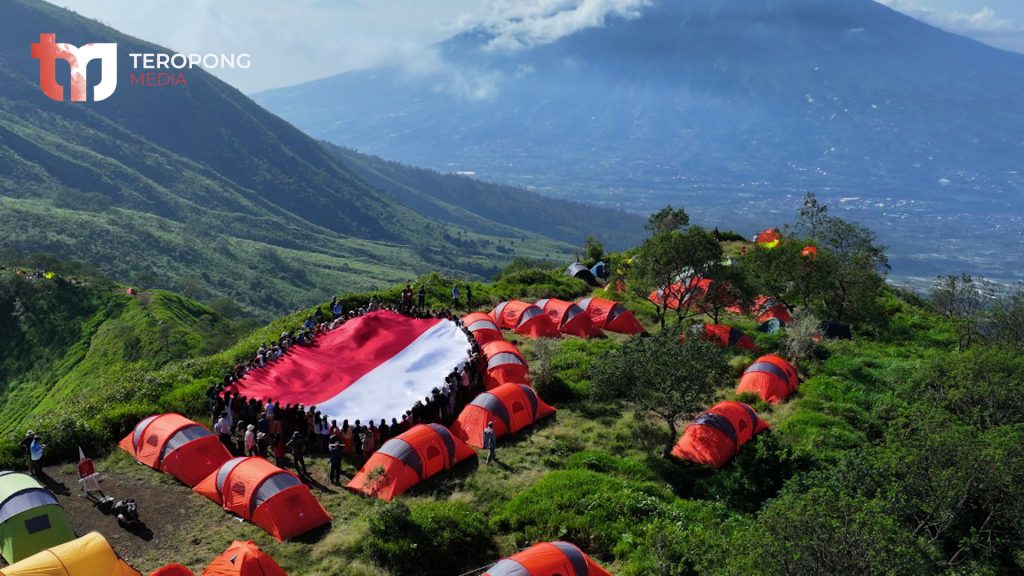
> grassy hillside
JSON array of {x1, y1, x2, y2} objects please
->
[
  {"x1": 2, "y1": 259, "x2": 1020, "y2": 575},
  {"x1": 0, "y1": 269, "x2": 239, "y2": 436}
]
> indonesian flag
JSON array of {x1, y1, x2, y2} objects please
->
[{"x1": 231, "y1": 311, "x2": 471, "y2": 423}]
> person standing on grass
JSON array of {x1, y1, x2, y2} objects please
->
[
  {"x1": 418, "y1": 284, "x2": 426, "y2": 309},
  {"x1": 287, "y1": 431, "x2": 308, "y2": 475},
  {"x1": 244, "y1": 424, "x2": 257, "y2": 456},
  {"x1": 483, "y1": 421, "x2": 497, "y2": 464},
  {"x1": 328, "y1": 437, "x2": 344, "y2": 485},
  {"x1": 452, "y1": 284, "x2": 460, "y2": 308},
  {"x1": 214, "y1": 412, "x2": 233, "y2": 452},
  {"x1": 465, "y1": 285, "x2": 473, "y2": 310}
]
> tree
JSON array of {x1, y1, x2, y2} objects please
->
[
  {"x1": 697, "y1": 265, "x2": 753, "y2": 324},
  {"x1": 645, "y1": 205, "x2": 690, "y2": 235},
  {"x1": 930, "y1": 274, "x2": 986, "y2": 350},
  {"x1": 795, "y1": 191, "x2": 830, "y2": 239},
  {"x1": 580, "y1": 235, "x2": 605, "y2": 266},
  {"x1": 983, "y1": 285, "x2": 1024, "y2": 348},
  {"x1": 740, "y1": 239, "x2": 833, "y2": 311},
  {"x1": 789, "y1": 193, "x2": 890, "y2": 324},
  {"x1": 628, "y1": 226, "x2": 723, "y2": 329},
  {"x1": 591, "y1": 332, "x2": 730, "y2": 456}
]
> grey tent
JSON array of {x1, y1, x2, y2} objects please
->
[{"x1": 566, "y1": 262, "x2": 600, "y2": 287}]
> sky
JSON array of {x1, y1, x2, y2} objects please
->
[{"x1": 55, "y1": 0, "x2": 1024, "y2": 93}]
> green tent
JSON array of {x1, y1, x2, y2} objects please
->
[{"x1": 0, "y1": 471, "x2": 76, "y2": 563}]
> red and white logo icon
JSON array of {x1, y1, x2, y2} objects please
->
[{"x1": 30, "y1": 33, "x2": 118, "y2": 102}]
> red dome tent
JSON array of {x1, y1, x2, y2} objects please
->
[
  {"x1": 119, "y1": 414, "x2": 232, "y2": 487},
  {"x1": 452, "y1": 383, "x2": 556, "y2": 448},
  {"x1": 463, "y1": 312, "x2": 504, "y2": 345},
  {"x1": 736, "y1": 355, "x2": 800, "y2": 404},
  {"x1": 491, "y1": 301, "x2": 562, "y2": 339},
  {"x1": 483, "y1": 541, "x2": 612, "y2": 576},
  {"x1": 756, "y1": 228, "x2": 781, "y2": 248},
  {"x1": 481, "y1": 340, "x2": 529, "y2": 390},
  {"x1": 201, "y1": 541, "x2": 286, "y2": 576},
  {"x1": 534, "y1": 298, "x2": 602, "y2": 338},
  {"x1": 801, "y1": 246, "x2": 818, "y2": 259},
  {"x1": 700, "y1": 324, "x2": 758, "y2": 352},
  {"x1": 670, "y1": 401, "x2": 770, "y2": 468},
  {"x1": 193, "y1": 457, "x2": 330, "y2": 541},
  {"x1": 753, "y1": 296, "x2": 793, "y2": 325},
  {"x1": 577, "y1": 297, "x2": 645, "y2": 335},
  {"x1": 347, "y1": 424, "x2": 475, "y2": 501}
]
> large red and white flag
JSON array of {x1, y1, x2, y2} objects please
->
[{"x1": 230, "y1": 311, "x2": 471, "y2": 423}]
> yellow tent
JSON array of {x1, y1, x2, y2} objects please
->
[{"x1": 0, "y1": 532, "x2": 139, "y2": 576}]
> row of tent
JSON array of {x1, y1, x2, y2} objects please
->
[
  {"x1": 0, "y1": 532, "x2": 285, "y2": 576},
  {"x1": 344, "y1": 309, "x2": 563, "y2": 500},
  {"x1": 671, "y1": 355, "x2": 800, "y2": 468},
  {"x1": 4, "y1": 480, "x2": 606, "y2": 574},
  {"x1": 346, "y1": 384, "x2": 558, "y2": 500},
  {"x1": 119, "y1": 414, "x2": 330, "y2": 541},
  {"x1": 484, "y1": 297, "x2": 646, "y2": 340},
  {"x1": 650, "y1": 277, "x2": 793, "y2": 331}
]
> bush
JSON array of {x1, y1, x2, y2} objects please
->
[
  {"x1": 492, "y1": 469, "x2": 677, "y2": 555},
  {"x1": 363, "y1": 500, "x2": 495, "y2": 576}
]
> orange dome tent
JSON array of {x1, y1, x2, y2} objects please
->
[
  {"x1": 736, "y1": 355, "x2": 800, "y2": 404},
  {"x1": 119, "y1": 414, "x2": 232, "y2": 488},
  {"x1": 151, "y1": 565, "x2": 194, "y2": 576},
  {"x1": 481, "y1": 340, "x2": 529, "y2": 390},
  {"x1": 756, "y1": 228, "x2": 781, "y2": 248},
  {"x1": 491, "y1": 301, "x2": 562, "y2": 339},
  {"x1": 577, "y1": 297, "x2": 645, "y2": 334},
  {"x1": 193, "y1": 457, "x2": 330, "y2": 541},
  {"x1": 483, "y1": 541, "x2": 612, "y2": 576},
  {"x1": 753, "y1": 296, "x2": 792, "y2": 325},
  {"x1": 201, "y1": 541, "x2": 285, "y2": 576},
  {"x1": 452, "y1": 383, "x2": 556, "y2": 448},
  {"x1": 671, "y1": 401, "x2": 770, "y2": 468},
  {"x1": 463, "y1": 312, "x2": 504, "y2": 345},
  {"x1": 801, "y1": 246, "x2": 818, "y2": 259},
  {"x1": 700, "y1": 324, "x2": 758, "y2": 352},
  {"x1": 535, "y1": 298, "x2": 602, "y2": 338},
  {"x1": 347, "y1": 424, "x2": 475, "y2": 501}
]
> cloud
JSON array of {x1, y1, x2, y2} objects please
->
[
  {"x1": 460, "y1": 0, "x2": 651, "y2": 51},
  {"x1": 878, "y1": 1, "x2": 1024, "y2": 53}
]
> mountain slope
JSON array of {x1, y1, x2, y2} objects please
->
[
  {"x1": 0, "y1": 0, "x2": 639, "y2": 317},
  {"x1": 255, "y1": 0, "x2": 1024, "y2": 282},
  {"x1": 0, "y1": 269, "x2": 237, "y2": 434},
  {"x1": 327, "y1": 145, "x2": 643, "y2": 250}
]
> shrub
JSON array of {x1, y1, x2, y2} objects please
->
[
  {"x1": 363, "y1": 500, "x2": 495, "y2": 576},
  {"x1": 492, "y1": 469, "x2": 676, "y2": 555}
]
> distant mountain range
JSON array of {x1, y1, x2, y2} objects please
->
[
  {"x1": 0, "y1": 0, "x2": 643, "y2": 318},
  {"x1": 256, "y1": 0, "x2": 1024, "y2": 283}
]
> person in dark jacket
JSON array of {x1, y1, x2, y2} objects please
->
[
  {"x1": 328, "y1": 437, "x2": 344, "y2": 485},
  {"x1": 286, "y1": 431, "x2": 308, "y2": 475},
  {"x1": 482, "y1": 421, "x2": 497, "y2": 464}
]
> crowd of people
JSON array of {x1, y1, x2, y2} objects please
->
[{"x1": 205, "y1": 286, "x2": 488, "y2": 484}]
